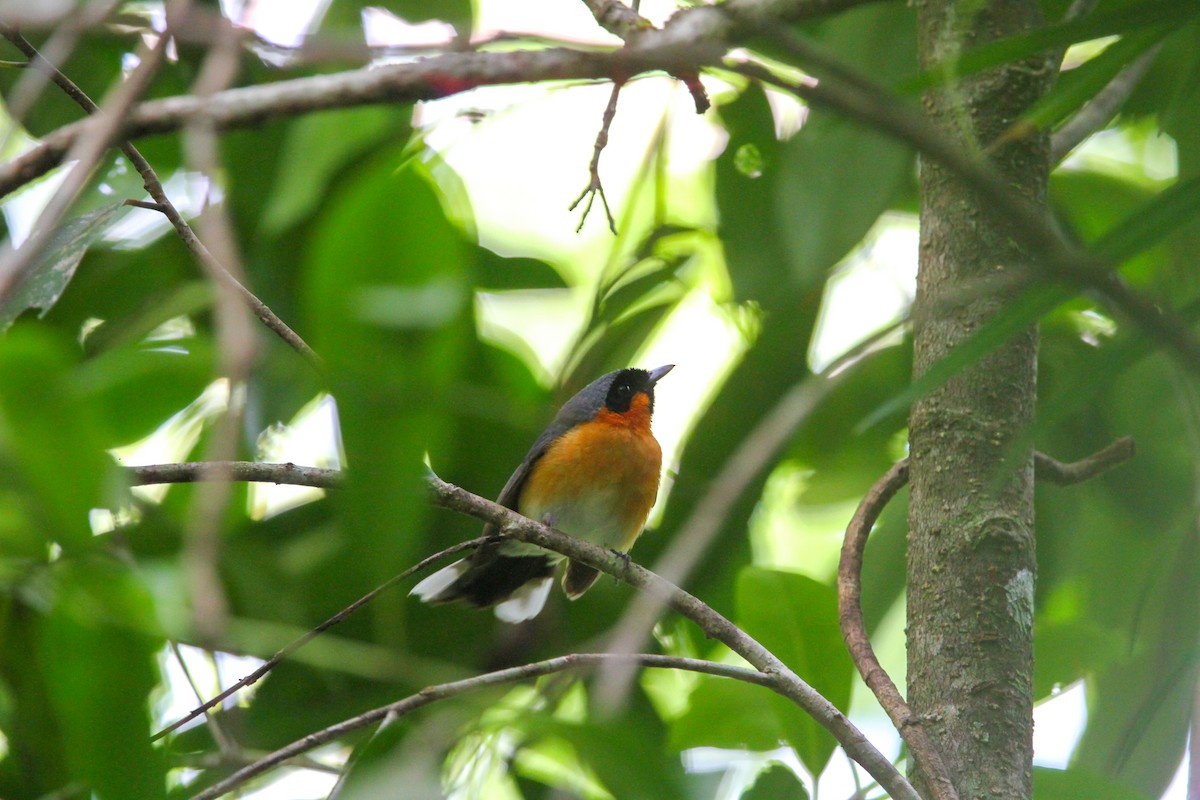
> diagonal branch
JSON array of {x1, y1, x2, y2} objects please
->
[
  {"x1": 131, "y1": 461, "x2": 920, "y2": 800},
  {"x1": 189, "y1": 652, "x2": 777, "y2": 800},
  {"x1": 425, "y1": 474, "x2": 920, "y2": 800},
  {"x1": 837, "y1": 437, "x2": 1136, "y2": 800},
  {"x1": 1050, "y1": 43, "x2": 1162, "y2": 164}
]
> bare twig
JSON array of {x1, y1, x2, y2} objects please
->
[
  {"x1": 1033, "y1": 436, "x2": 1136, "y2": 485},
  {"x1": 153, "y1": 537, "x2": 487, "y2": 741},
  {"x1": 569, "y1": 82, "x2": 622, "y2": 234},
  {"x1": 837, "y1": 438, "x2": 1136, "y2": 800},
  {"x1": 580, "y1": 0, "x2": 653, "y2": 40},
  {"x1": 1050, "y1": 44, "x2": 1162, "y2": 164},
  {"x1": 127, "y1": 461, "x2": 342, "y2": 488},
  {"x1": 0, "y1": 25, "x2": 322, "y2": 366},
  {"x1": 189, "y1": 652, "x2": 778, "y2": 800}
]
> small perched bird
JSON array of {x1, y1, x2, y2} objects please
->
[{"x1": 412, "y1": 365, "x2": 673, "y2": 623}]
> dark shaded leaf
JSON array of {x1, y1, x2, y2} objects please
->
[
  {"x1": 0, "y1": 329, "x2": 115, "y2": 550},
  {"x1": 39, "y1": 558, "x2": 166, "y2": 799},
  {"x1": 261, "y1": 106, "x2": 412, "y2": 234},
  {"x1": 0, "y1": 202, "x2": 124, "y2": 331},
  {"x1": 302, "y1": 148, "x2": 469, "y2": 631},
  {"x1": 473, "y1": 248, "x2": 567, "y2": 291},
  {"x1": 741, "y1": 763, "x2": 809, "y2": 800}
]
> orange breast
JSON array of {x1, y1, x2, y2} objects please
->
[{"x1": 518, "y1": 401, "x2": 662, "y2": 552}]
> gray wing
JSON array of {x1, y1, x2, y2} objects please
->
[{"x1": 485, "y1": 370, "x2": 620, "y2": 532}]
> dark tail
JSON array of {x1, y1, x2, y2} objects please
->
[
  {"x1": 561, "y1": 561, "x2": 601, "y2": 599},
  {"x1": 412, "y1": 549, "x2": 555, "y2": 609}
]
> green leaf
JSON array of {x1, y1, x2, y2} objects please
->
[
  {"x1": 741, "y1": 763, "x2": 809, "y2": 800},
  {"x1": 1033, "y1": 767, "x2": 1153, "y2": 800},
  {"x1": 1032, "y1": 620, "x2": 1123, "y2": 700},
  {"x1": 0, "y1": 329, "x2": 115, "y2": 549},
  {"x1": 473, "y1": 248, "x2": 567, "y2": 290},
  {"x1": 716, "y1": 86, "x2": 787, "y2": 307},
  {"x1": 526, "y1": 694, "x2": 688, "y2": 800},
  {"x1": 261, "y1": 106, "x2": 412, "y2": 234},
  {"x1": 74, "y1": 338, "x2": 215, "y2": 447},
  {"x1": 0, "y1": 202, "x2": 124, "y2": 332},
  {"x1": 775, "y1": 117, "x2": 912, "y2": 290},
  {"x1": 734, "y1": 568, "x2": 854, "y2": 776},
  {"x1": 302, "y1": 148, "x2": 469, "y2": 603},
  {"x1": 672, "y1": 678, "x2": 795, "y2": 752},
  {"x1": 39, "y1": 558, "x2": 166, "y2": 799},
  {"x1": 719, "y1": 4, "x2": 916, "y2": 306},
  {"x1": 904, "y1": 0, "x2": 1200, "y2": 95},
  {"x1": 1016, "y1": 27, "x2": 1169, "y2": 137},
  {"x1": 1091, "y1": 174, "x2": 1200, "y2": 265},
  {"x1": 789, "y1": 343, "x2": 910, "y2": 504}
]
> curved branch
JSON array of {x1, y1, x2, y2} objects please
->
[
  {"x1": 837, "y1": 438, "x2": 1137, "y2": 800},
  {"x1": 190, "y1": 653, "x2": 777, "y2": 800}
]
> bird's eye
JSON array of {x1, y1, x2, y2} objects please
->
[{"x1": 617, "y1": 384, "x2": 632, "y2": 397}]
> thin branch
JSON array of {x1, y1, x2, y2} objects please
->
[
  {"x1": 153, "y1": 537, "x2": 487, "y2": 741},
  {"x1": 1032, "y1": 436, "x2": 1136, "y2": 485},
  {"x1": 837, "y1": 438, "x2": 1137, "y2": 800},
  {"x1": 424, "y1": 474, "x2": 921, "y2": 800},
  {"x1": 838, "y1": 460, "x2": 959, "y2": 800},
  {"x1": 569, "y1": 82, "x2": 622, "y2": 234},
  {"x1": 0, "y1": 25, "x2": 322, "y2": 367},
  {"x1": 0, "y1": 39, "x2": 728, "y2": 201},
  {"x1": 133, "y1": 464, "x2": 914, "y2": 796},
  {"x1": 1050, "y1": 44, "x2": 1162, "y2": 164},
  {"x1": 127, "y1": 461, "x2": 343, "y2": 488},
  {"x1": 190, "y1": 653, "x2": 780, "y2": 800},
  {"x1": 579, "y1": 0, "x2": 653, "y2": 40}
]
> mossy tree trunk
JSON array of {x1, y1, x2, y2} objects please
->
[{"x1": 907, "y1": 2, "x2": 1058, "y2": 799}]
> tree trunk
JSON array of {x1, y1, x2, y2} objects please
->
[{"x1": 907, "y1": 2, "x2": 1057, "y2": 799}]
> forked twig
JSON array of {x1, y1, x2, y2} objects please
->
[{"x1": 570, "y1": 82, "x2": 623, "y2": 234}]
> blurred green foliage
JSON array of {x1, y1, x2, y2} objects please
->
[{"x1": 0, "y1": 1, "x2": 1197, "y2": 798}]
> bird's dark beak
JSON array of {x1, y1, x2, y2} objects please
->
[{"x1": 647, "y1": 364, "x2": 675, "y2": 385}]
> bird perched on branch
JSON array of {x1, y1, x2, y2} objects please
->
[{"x1": 412, "y1": 365, "x2": 673, "y2": 622}]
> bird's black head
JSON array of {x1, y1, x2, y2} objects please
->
[{"x1": 603, "y1": 364, "x2": 674, "y2": 414}]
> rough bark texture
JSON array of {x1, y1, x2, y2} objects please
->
[{"x1": 908, "y1": 2, "x2": 1056, "y2": 799}]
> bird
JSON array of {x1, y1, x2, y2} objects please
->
[{"x1": 412, "y1": 364, "x2": 673, "y2": 623}]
